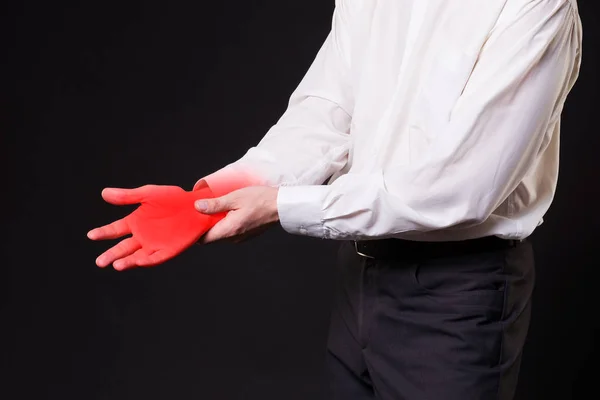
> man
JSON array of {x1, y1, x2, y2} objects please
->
[{"x1": 193, "y1": 0, "x2": 583, "y2": 398}]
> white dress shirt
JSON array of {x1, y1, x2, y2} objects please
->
[{"x1": 196, "y1": 0, "x2": 583, "y2": 242}]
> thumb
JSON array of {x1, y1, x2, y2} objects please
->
[{"x1": 195, "y1": 193, "x2": 236, "y2": 214}]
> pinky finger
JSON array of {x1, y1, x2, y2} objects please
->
[
  {"x1": 113, "y1": 248, "x2": 147, "y2": 271},
  {"x1": 139, "y1": 250, "x2": 171, "y2": 267},
  {"x1": 113, "y1": 249, "x2": 172, "y2": 270}
]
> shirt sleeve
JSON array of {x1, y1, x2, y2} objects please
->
[
  {"x1": 194, "y1": 0, "x2": 356, "y2": 196},
  {"x1": 277, "y1": 0, "x2": 582, "y2": 240}
]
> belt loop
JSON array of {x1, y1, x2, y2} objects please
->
[{"x1": 354, "y1": 241, "x2": 375, "y2": 259}]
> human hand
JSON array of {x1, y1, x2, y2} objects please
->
[
  {"x1": 88, "y1": 185, "x2": 225, "y2": 270},
  {"x1": 195, "y1": 186, "x2": 280, "y2": 244}
]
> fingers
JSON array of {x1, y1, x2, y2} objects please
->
[
  {"x1": 230, "y1": 225, "x2": 271, "y2": 243},
  {"x1": 95, "y1": 237, "x2": 141, "y2": 268},
  {"x1": 199, "y1": 208, "x2": 275, "y2": 244},
  {"x1": 144, "y1": 250, "x2": 170, "y2": 266},
  {"x1": 112, "y1": 248, "x2": 146, "y2": 271},
  {"x1": 101, "y1": 185, "x2": 155, "y2": 205},
  {"x1": 195, "y1": 192, "x2": 238, "y2": 215},
  {"x1": 113, "y1": 249, "x2": 170, "y2": 271},
  {"x1": 87, "y1": 218, "x2": 130, "y2": 240},
  {"x1": 200, "y1": 217, "x2": 239, "y2": 244}
]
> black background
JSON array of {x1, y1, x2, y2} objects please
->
[{"x1": 1, "y1": 1, "x2": 598, "y2": 399}]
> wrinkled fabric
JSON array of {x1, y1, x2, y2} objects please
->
[{"x1": 198, "y1": 0, "x2": 583, "y2": 242}]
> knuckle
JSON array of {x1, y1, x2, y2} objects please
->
[
  {"x1": 227, "y1": 193, "x2": 240, "y2": 206},
  {"x1": 231, "y1": 224, "x2": 245, "y2": 236}
]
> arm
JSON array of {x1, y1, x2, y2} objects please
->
[
  {"x1": 276, "y1": 0, "x2": 582, "y2": 240},
  {"x1": 194, "y1": 0, "x2": 357, "y2": 196}
]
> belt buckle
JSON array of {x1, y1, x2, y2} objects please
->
[{"x1": 354, "y1": 241, "x2": 375, "y2": 259}]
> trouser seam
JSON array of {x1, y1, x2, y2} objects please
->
[
  {"x1": 358, "y1": 258, "x2": 367, "y2": 349},
  {"x1": 497, "y1": 247, "x2": 510, "y2": 400}
]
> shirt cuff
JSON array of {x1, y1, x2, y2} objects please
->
[{"x1": 277, "y1": 185, "x2": 331, "y2": 238}]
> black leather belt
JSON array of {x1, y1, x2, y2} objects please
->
[{"x1": 354, "y1": 236, "x2": 519, "y2": 260}]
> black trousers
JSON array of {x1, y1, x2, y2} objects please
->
[{"x1": 326, "y1": 238, "x2": 535, "y2": 400}]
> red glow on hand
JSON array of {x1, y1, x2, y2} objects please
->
[{"x1": 88, "y1": 185, "x2": 225, "y2": 271}]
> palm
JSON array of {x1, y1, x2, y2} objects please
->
[
  {"x1": 128, "y1": 186, "x2": 207, "y2": 249},
  {"x1": 88, "y1": 185, "x2": 224, "y2": 270}
]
